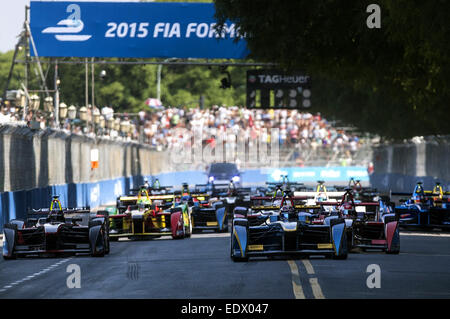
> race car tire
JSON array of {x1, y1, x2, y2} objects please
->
[
  {"x1": 90, "y1": 225, "x2": 106, "y2": 257},
  {"x1": 186, "y1": 215, "x2": 193, "y2": 237},
  {"x1": 346, "y1": 228, "x2": 356, "y2": 253},
  {"x1": 231, "y1": 255, "x2": 249, "y2": 262},
  {"x1": 219, "y1": 224, "x2": 229, "y2": 233},
  {"x1": 96, "y1": 211, "x2": 111, "y2": 254},
  {"x1": 171, "y1": 212, "x2": 185, "y2": 240}
]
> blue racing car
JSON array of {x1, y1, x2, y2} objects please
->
[
  {"x1": 392, "y1": 182, "x2": 450, "y2": 230},
  {"x1": 230, "y1": 192, "x2": 348, "y2": 261}
]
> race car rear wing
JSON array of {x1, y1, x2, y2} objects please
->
[
  {"x1": 27, "y1": 207, "x2": 91, "y2": 215},
  {"x1": 317, "y1": 201, "x2": 380, "y2": 206},
  {"x1": 391, "y1": 191, "x2": 450, "y2": 198},
  {"x1": 293, "y1": 191, "x2": 346, "y2": 198},
  {"x1": 118, "y1": 194, "x2": 175, "y2": 201},
  {"x1": 251, "y1": 204, "x2": 322, "y2": 210}
]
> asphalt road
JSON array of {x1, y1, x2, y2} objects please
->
[{"x1": 1, "y1": 230, "x2": 449, "y2": 299}]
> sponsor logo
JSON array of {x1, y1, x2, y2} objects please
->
[
  {"x1": 42, "y1": 4, "x2": 92, "y2": 42},
  {"x1": 90, "y1": 184, "x2": 100, "y2": 203},
  {"x1": 320, "y1": 170, "x2": 341, "y2": 178},
  {"x1": 271, "y1": 169, "x2": 289, "y2": 181}
]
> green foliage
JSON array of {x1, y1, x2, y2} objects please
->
[
  {"x1": 0, "y1": 50, "x2": 25, "y2": 95},
  {"x1": 0, "y1": 54, "x2": 247, "y2": 113},
  {"x1": 214, "y1": 0, "x2": 450, "y2": 139}
]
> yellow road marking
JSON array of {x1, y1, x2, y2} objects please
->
[
  {"x1": 288, "y1": 260, "x2": 326, "y2": 299},
  {"x1": 309, "y1": 277, "x2": 325, "y2": 299},
  {"x1": 287, "y1": 260, "x2": 305, "y2": 299},
  {"x1": 302, "y1": 260, "x2": 315, "y2": 275}
]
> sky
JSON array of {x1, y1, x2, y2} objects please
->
[{"x1": 0, "y1": 0, "x2": 142, "y2": 53}]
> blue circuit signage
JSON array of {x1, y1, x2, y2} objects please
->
[
  {"x1": 29, "y1": 1, "x2": 249, "y2": 59},
  {"x1": 267, "y1": 167, "x2": 370, "y2": 183}
]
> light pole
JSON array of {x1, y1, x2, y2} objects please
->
[
  {"x1": 157, "y1": 58, "x2": 178, "y2": 102},
  {"x1": 54, "y1": 60, "x2": 60, "y2": 127}
]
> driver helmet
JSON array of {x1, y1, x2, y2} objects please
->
[
  {"x1": 181, "y1": 195, "x2": 192, "y2": 202},
  {"x1": 316, "y1": 192, "x2": 328, "y2": 202}
]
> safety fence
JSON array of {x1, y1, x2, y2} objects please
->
[
  {"x1": 2, "y1": 123, "x2": 449, "y2": 231},
  {"x1": 369, "y1": 137, "x2": 450, "y2": 193},
  {"x1": 0, "y1": 124, "x2": 170, "y2": 230}
]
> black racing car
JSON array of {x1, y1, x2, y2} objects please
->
[{"x1": 2, "y1": 196, "x2": 110, "y2": 259}]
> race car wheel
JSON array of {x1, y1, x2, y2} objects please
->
[
  {"x1": 104, "y1": 231, "x2": 110, "y2": 255},
  {"x1": 91, "y1": 226, "x2": 106, "y2": 257},
  {"x1": 347, "y1": 228, "x2": 355, "y2": 253},
  {"x1": 231, "y1": 255, "x2": 249, "y2": 262},
  {"x1": 172, "y1": 214, "x2": 185, "y2": 240},
  {"x1": 185, "y1": 216, "x2": 192, "y2": 238},
  {"x1": 219, "y1": 224, "x2": 229, "y2": 233}
]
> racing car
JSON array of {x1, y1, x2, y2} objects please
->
[
  {"x1": 318, "y1": 188, "x2": 400, "y2": 254},
  {"x1": 265, "y1": 175, "x2": 306, "y2": 196},
  {"x1": 3, "y1": 196, "x2": 109, "y2": 259},
  {"x1": 230, "y1": 192, "x2": 348, "y2": 261},
  {"x1": 392, "y1": 181, "x2": 450, "y2": 230},
  {"x1": 116, "y1": 184, "x2": 176, "y2": 214},
  {"x1": 191, "y1": 200, "x2": 228, "y2": 233},
  {"x1": 105, "y1": 186, "x2": 191, "y2": 240}
]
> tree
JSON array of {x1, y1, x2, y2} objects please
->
[{"x1": 214, "y1": 0, "x2": 450, "y2": 139}]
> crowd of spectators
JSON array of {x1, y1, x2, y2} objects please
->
[
  {"x1": 1, "y1": 99, "x2": 362, "y2": 165},
  {"x1": 140, "y1": 105, "x2": 362, "y2": 158}
]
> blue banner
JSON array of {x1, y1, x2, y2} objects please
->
[
  {"x1": 29, "y1": 1, "x2": 249, "y2": 59},
  {"x1": 266, "y1": 166, "x2": 370, "y2": 183}
]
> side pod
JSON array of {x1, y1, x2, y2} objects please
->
[
  {"x1": 231, "y1": 218, "x2": 248, "y2": 262},
  {"x1": 330, "y1": 219, "x2": 348, "y2": 259},
  {"x1": 385, "y1": 221, "x2": 400, "y2": 254},
  {"x1": 215, "y1": 207, "x2": 227, "y2": 232}
]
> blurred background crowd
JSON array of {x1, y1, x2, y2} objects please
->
[
  {"x1": 141, "y1": 105, "x2": 361, "y2": 156},
  {"x1": 1, "y1": 100, "x2": 362, "y2": 166}
]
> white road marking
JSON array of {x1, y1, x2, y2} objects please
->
[{"x1": 0, "y1": 258, "x2": 72, "y2": 294}]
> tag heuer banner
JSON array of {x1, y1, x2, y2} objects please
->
[
  {"x1": 246, "y1": 70, "x2": 312, "y2": 109},
  {"x1": 29, "y1": 1, "x2": 249, "y2": 59}
]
